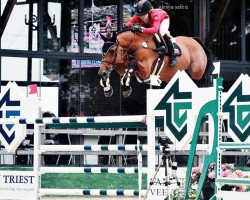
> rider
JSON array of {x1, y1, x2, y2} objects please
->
[{"x1": 125, "y1": 0, "x2": 178, "y2": 67}]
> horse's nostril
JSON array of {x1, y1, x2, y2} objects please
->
[
  {"x1": 98, "y1": 70, "x2": 107, "y2": 80},
  {"x1": 102, "y1": 72, "x2": 107, "y2": 79},
  {"x1": 98, "y1": 70, "x2": 104, "y2": 77}
]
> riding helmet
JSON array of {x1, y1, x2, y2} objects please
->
[{"x1": 134, "y1": 0, "x2": 152, "y2": 16}]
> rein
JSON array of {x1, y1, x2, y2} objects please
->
[{"x1": 101, "y1": 44, "x2": 119, "y2": 72}]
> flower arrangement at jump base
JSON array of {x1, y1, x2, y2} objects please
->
[{"x1": 189, "y1": 162, "x2": 246, "y2": 200}]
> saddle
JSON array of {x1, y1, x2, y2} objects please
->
[
  {"x1": 154, "y1": 33, "x2": 182, "y2": 57},
  {"x1": 136, "y1": 34, "x2": 182, "y2": 85},
  {"x1": 136, "y1": 33, "x2": 182, "y2": 84},
  {"x1": 173, "y1": 43, "x2": 182, "y2": 57}
]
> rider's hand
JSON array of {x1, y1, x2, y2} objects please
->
[{"x1": 131, "y1": 25, "x2": 143, "y2": 33}]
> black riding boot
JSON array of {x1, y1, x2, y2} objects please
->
[
  {"x1": 163, "y1": 34, "x2": 178, "y2": 67},
  {"x1": 153, "y1": 36, "x2": 167, "y2": 55}
]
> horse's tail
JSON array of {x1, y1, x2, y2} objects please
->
[{"x1": 193, "y1": 37, "x2": 215, "y2": 87}]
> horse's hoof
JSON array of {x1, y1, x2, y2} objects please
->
[
  {"x1": 104, "y1": 86, "x2": 113, "y2": 97},
  {"x1": 123, "y1": 86, "x2": 132, "y2": 98}
]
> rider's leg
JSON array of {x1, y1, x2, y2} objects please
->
[
  {"x1": 163, "y1": 34, "x2": 178, "y2": 67},
  {"x1": 159, "y1": 19, "x2": 178, "y2": 67},
  {"x1": 153, "y1": 34, "x2": 167, "y2": 55}
]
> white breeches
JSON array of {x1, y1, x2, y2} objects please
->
[
  {"x1": 159, "y1": 18, "x2": 175, "y2": 42},
  {"x1": 159, "y1": 18, "x2": 170, "y2": 36}
]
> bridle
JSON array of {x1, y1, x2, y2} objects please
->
[{"x1": 101, "y1": 43, "x2": 119, "y2": 73}]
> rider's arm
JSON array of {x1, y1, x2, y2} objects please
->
[
  {"x1": 125, "y1": 15, "x2": 141, "y2": 28},
  {"x1": 141, "y1": 17, "x2": 160, "y2": 34},
  {"x1": 142, "y1": 9, "x2": 168, "y2": 34}
]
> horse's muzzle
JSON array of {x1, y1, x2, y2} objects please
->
[{"x1": 98, "y1": 69, "x2": 110, "y2": 81}]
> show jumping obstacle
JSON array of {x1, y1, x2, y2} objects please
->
[
  {"x1": 1, "y1": 71, "x2": 250, "y2": 200},
  {"x1": 0, "y1": 114, "x2": 179, "y2": 199},
  {"x1": 10, "y1": 115, "x2": 155, "y2": 199}
]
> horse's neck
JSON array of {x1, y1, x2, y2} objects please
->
[{"x1": 118, "y1": 32, "x2": 154, "y2": 48}]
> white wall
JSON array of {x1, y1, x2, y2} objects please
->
[
  {"x1": 0, "y1": 84, "x2": 58, "y2": 116},
  {"x1": 1, "y1": 2, "x2": 61, "y2": 116}
]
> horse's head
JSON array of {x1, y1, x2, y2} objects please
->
[
  {"x1": 99, "y1": 29, "x2": 154, "y2": 81},
  {"x1": 99, "y1": 42, "x2": 128, "y2": 97},
  {"x1": 98, "y1": 44, "x2": 119, "y2": 80},
  {"x1": 99, "y1": 31, "x2": 117, "y2": 81}
]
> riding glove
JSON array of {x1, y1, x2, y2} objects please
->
[{"x1": 131, "y1": 26, "x2": 143, "y2": 33}]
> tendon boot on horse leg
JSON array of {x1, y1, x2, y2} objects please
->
[
  {"x1": 163, "y1": 34, "x2": 178, "y2": 67},
  {"x1": 120, "y1": 59, "x2": 137, "y2": 97},
  {"x1": 153, "y1": 34, "x2": 167, "y2": 55},
  {"x1": 99, "y1": 69, "x2": 113, "y2": 97},
  {"x1": 100, "y1": 78, "x2": 113, "y2": 97}
]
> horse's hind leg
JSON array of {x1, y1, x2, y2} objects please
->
[
  {"x1": 190, "y1": 59, "x2": 214, "y2": 88},
  {"x1": 121, "y1": 59, "x2": 137, "y2": 97}
]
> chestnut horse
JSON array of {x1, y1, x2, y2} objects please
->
[{"x1": 99, "y1": 29, "x2": 214, "y2": 97}]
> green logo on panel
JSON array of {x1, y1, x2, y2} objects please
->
[
  {"x1": 223, "y1": 82, "x2": 250, "y2": 142},
  {"x1": 154, "y1": 79, "x2": 192, "y2": 141}
]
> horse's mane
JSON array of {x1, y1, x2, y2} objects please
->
[
  {"x1": 101, "y1": 28, "x2": 134, "y2": 53},
  {"x1": 116, "y1": 28, "x2": 132, "y2": 36}
]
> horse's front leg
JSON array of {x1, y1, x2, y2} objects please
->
[
  {"x1": 100, "y1": 77, "x2": 113, "y2": 97},
  {"x1": 120, "y1": 59, "x2": 137, "y2": 98},
  {"x1": 99, "y1": 70, "x2": 113, "y2": 97}
]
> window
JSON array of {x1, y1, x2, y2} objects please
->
[
  {"x1": 71, "y1": 0, "x2": 119, "y2": 68},
  {"x1": 209, "y1": 0, "x2": 241, "y2": 60},
  {"x1": 1, "y1": 2, "x2": 31, "y2": 50}
]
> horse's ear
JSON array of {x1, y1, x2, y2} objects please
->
[
  {"x1": 111, "y1": 31, "x2": 117, "y2": 43},
  {"x1": 100, "y1": 33, "x2": 108, "y2": 42}
]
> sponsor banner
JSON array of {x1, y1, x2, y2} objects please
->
[
  {"x1": 0, "y1": 82, "x2": 39, "y2": 152},
  {"x1": 0, "y1": 171, "x2": 36, "y2": 200},
  {"x1": 0, "y1": 82, "x2": 27, "y2": 152},
  {"x1": 147, "y1": 167, "x2": 179, "y2": 200},
  {"x1": 147, "y1": 70, "x2": 215, "y2": 149},
  {"x1": 72, "y1": 59, "x2": 101, "y2": 68},
  {"x1": 222, "y1": 74, "x2": 250, "y2": 142}
]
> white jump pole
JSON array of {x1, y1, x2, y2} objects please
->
[
  {"x1": 137, "y1": 138, "x2": 142, "y2": 200},
  {"x1": 146, "y1": 115, "x2": 156, "y2": 198},
  {"x1": 0, "y1": 115, "x2": 146, "y2": 125},
  {"x1": 33, "y1": 124, "x2": 42, "y2": 200}
]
